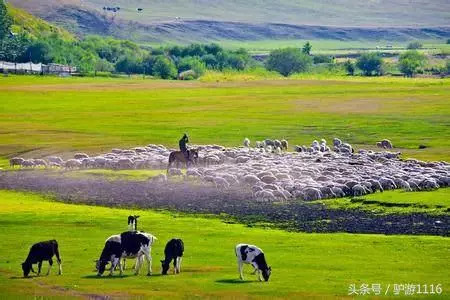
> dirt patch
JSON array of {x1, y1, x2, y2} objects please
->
[{"x1": 0, "y1": 171, "x2": 448, "y2": 236}]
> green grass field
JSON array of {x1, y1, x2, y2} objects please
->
[
  {"x1": 0, "y1": 75, "x2": 449, "y2": 162},
  {"x1": 0, "y1": 190, "x2": 448, "y2": 298},
  {"x1": 314, "y1": 189, "x2": 450, "y2": 215}
]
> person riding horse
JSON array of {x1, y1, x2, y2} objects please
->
[
  {"x1": 179, "y1": 133, "x2": 189, "y2": 160},
  {"x1": 167, "y1": 134, "x2": 198, "y2": 172}
]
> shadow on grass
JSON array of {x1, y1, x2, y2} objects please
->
[
  {"x1": 10, "y1": 276, "x2": 34, "y2": 280},
  {"x1": 82, "y1": 273, "x2": 164, "y2": 279},
  {"x1": 216, "y1": 278, "x2": 253, "y2": 284}
]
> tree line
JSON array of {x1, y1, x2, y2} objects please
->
[{"x1": 0, "y1": 2, "x2": 447, "y2": 78}]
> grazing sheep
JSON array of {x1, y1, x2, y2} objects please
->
[
  {"x1": 65, "y1": 159, "x2": 82, "y2": 169},
  {"x1": 352, "y1": 184, "x2": 367, "y2": 196},
  {"x1": 34, "y1": 159, "x2": 48, "y2": 168},
  {"x1": 380, "y1": 139, "x2": 393, "y2": 149},
  {"x1": 264, "y1": 139, "x2": 274, "y2": 147},
  {"x1": 9, "y1": 157, "x2": 24, "y2": 168},
  {"x1": 152, "y1": 174, "x2": 167, "y2": 183},
  {"x1": 48, "y1": 156, "x2": 64, "y2": 165},
  {"x1": 186, "y1": 169, "x2": 202, "y2": 178},
  {"x1": 74, "y1": 153, "x2": 89, "y2": 160},
  {"x1": 21, "y1": 160, "x2": 35, "y2": 168},
  {"x1": 333, "y1": 138, "x2": 342, "y2": 147},
  {"x1": 214, "y1": 177, "x2": 230, "y2": 189},
  {"x1": 379, "y1": 177, "x2": 397, "y2": 190},
  {"x1": 255, "y1": 190, "x2": 276, "y2": 202},
  {"x1": 168, "y1": 168, "x2": 183, "y2": 177},
  {"x1": 244, "y1": 175, "x2": 260, "y2": 185},
  {"x1": 243, "y1": 138, "x2": 250, "y2": 148},
  {"x1": 301, "y1": 187, "x2": 322, "y2": 201},
  {"x1": 261, "y1": 175, "x2": 277, "y2": 184}
]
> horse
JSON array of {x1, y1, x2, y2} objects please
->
[{"x1": 167, "y1": 149, "x2": 199, "y2": 171}]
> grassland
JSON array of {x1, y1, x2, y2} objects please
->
[
  {"x1": 0, "y1": 75, "x2": 449, "y2": 162},
  {"x1": 11, "y1": 0, "x2": 450, "y2": 27},
  {"x1": 314, "y1": 189, "x2": 450, "y2": 216},
  {"x1": 0, "y1": 189, "x2": 448, "y2": 298}
]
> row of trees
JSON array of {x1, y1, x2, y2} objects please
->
[
  {"x1": 1, "y1": 3, "x2": 445, "y2": 79},
  {"x1": 1, "y1": 3, "x2": 252, "y2": 78},
  {"x1": 265, "y1": 45, "x2": 432, "y2": 78}
]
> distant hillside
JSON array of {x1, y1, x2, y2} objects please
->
[
  {"x1": 8, "y1": 0, "x2": 450, "y2": 44},
  {"x1": 7, "y1": 3, "x2": 75, "y2": 41}
]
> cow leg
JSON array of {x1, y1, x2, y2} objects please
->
[
  {"x1": 134, "y1": 255, "x2": 142, "y2": 275},
  {"x1": 177, "y1": 257, "x2": 182, "y2": 274},
  {"x1": 46, "y1": 258, "x2": 53, "y2": 276},
  {"x1": 117, "y1": 257, "x2": 123, "y2": 277},
  {"x1": 251, "y1": 262, "x2": 262, "y2": 281},
  {"x1": 122, "y1": 258, "x2": 126, "y2": 270},
  {"x1": 172, "y1": 257, "x2": 177, "y2": 274},
  {"x1": 37, "y1": 261, "x2": 43, "y2": 276},
  {"x1": 56, "y1": 257, "x2": 62, "y2": 275},
  {"x1": 142, "y1": 246, "x2": 152, "y2": 276},
  {"x1": 238, "y1": 261, "x2": 244, "y2": 280},
  {"x1": 109, "y1": 256, "x2": 118, "y2": 276}
]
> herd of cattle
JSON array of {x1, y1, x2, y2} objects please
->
[
  {"x1": 21, "y1": 216, "x2": 272, "y2": 282},
  {"x1": 8, "y1": 137, "x2": 449, "y2": 203}
]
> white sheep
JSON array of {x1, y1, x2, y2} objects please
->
[
  {"x1": 74, "y1": 153, "x2": 89, "y2": 159},
  {"x1": 168, "y1": 168, "x2": 183, "y2": 177},
  {"x1": 214, "y1": 177, "x2": 230, "y2": 189},
  {"x1": 152, "y1": 174, "x2": 167, "y2": 183},
  {"x1": 255, "y1": 190, "x2": 275, "y2": 202},
  {"x1": 65, "y1": 159, "x2": 82, "y2": 169},
  {"x1": 48, "y1": 156, "x2": 64, "y2": 165},
  {"x1": 244, "y1": 175, "x2": 261, "y2": 185},
  {"x1": 9, "y1": 157, "x2": 24, "y2": 168},
  {"x1": 243, "y1": 138, "x2": 250, "y2": 148}
]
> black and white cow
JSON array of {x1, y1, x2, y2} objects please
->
[
  {"x1": 161, "y1": 238, "x2": 184, "y2": 275},
  {"x1": 22, "y1": 240, "x2": 62, "y2": 277},
  {"x1": 96, "y1": 231, "x2": 156, "y2": 277},
  {"x1": 95, "y1": 234, "x2": 131, "y2": 271},
  {"x1": 128, "y1": 215, "x2": 140, "y2": 231},
  {"x1": 235, "y1": 244, "x2": 271, "y2": 282}
]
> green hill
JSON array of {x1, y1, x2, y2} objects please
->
[
  {"x1": 8, "y1": 0, "x2": 450, "y2": 44},
  {"x1": 7, "y1": 3, "x2": 75, "y2": 41},
  {"x1": 10, "y1": 0, "x2": 450, "y2": 27}
]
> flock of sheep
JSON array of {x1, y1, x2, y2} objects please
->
[{"x1": 9, "y1": 137, "x2": 449, "y2": 202}]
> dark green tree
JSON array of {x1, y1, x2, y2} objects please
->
[
  {"x1": 265, "y1": 48, "x2": 312, "y2": 76},
  {"x1": 0, "y1": 0, "x2": 12, "y2": 41},
  {"x1": 344, "y1": 60, "x2": 355, "y2": 75},
  {"x1": 302, "y1": 42, "x2": 312, "y2": 55},
  {"x1": 115, "y1": 55, "x2": 144, "y2": 74},
  {"x1": 406, "y1": 41, "x2": 423, "y2": 49},
  {"x1": 0, "y1": 33, "x2": 30, "y2": 62},
  {"x1": 398, "y1": 50, "x2": 427, "y2": 77},
  {"x1": 356, "y1": 52, "x2": 384, "y2": 76},
  {"x1": 177, "y1": 56, "x2": 206, "y2": 77},
  {"x1": 152, "y1": 56, "x2": 177, "y2": 79}
]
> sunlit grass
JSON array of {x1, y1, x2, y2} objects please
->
[
  {"x1": 314, "y1": 189, "x2": 450, "y2": 215},
  {"x1": 0, "y1": 76, "x2": 449, "y2": 162},
  {"x1": 0, "y1": 190, "x2": 448, "y2": 298}
]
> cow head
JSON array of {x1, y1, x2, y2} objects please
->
[
  {"x1": 160, "y1": 260, "x2": 170, "y2": 275},
  {"x1": 262, "y1": 266, "x2": 272, "y2": 282},
  {"x1": 21, "y1": 262, "x2": 33, "y2": 277},
  {"x1": 96, "y1": 259, "x2": 108, "y2": 276}
]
